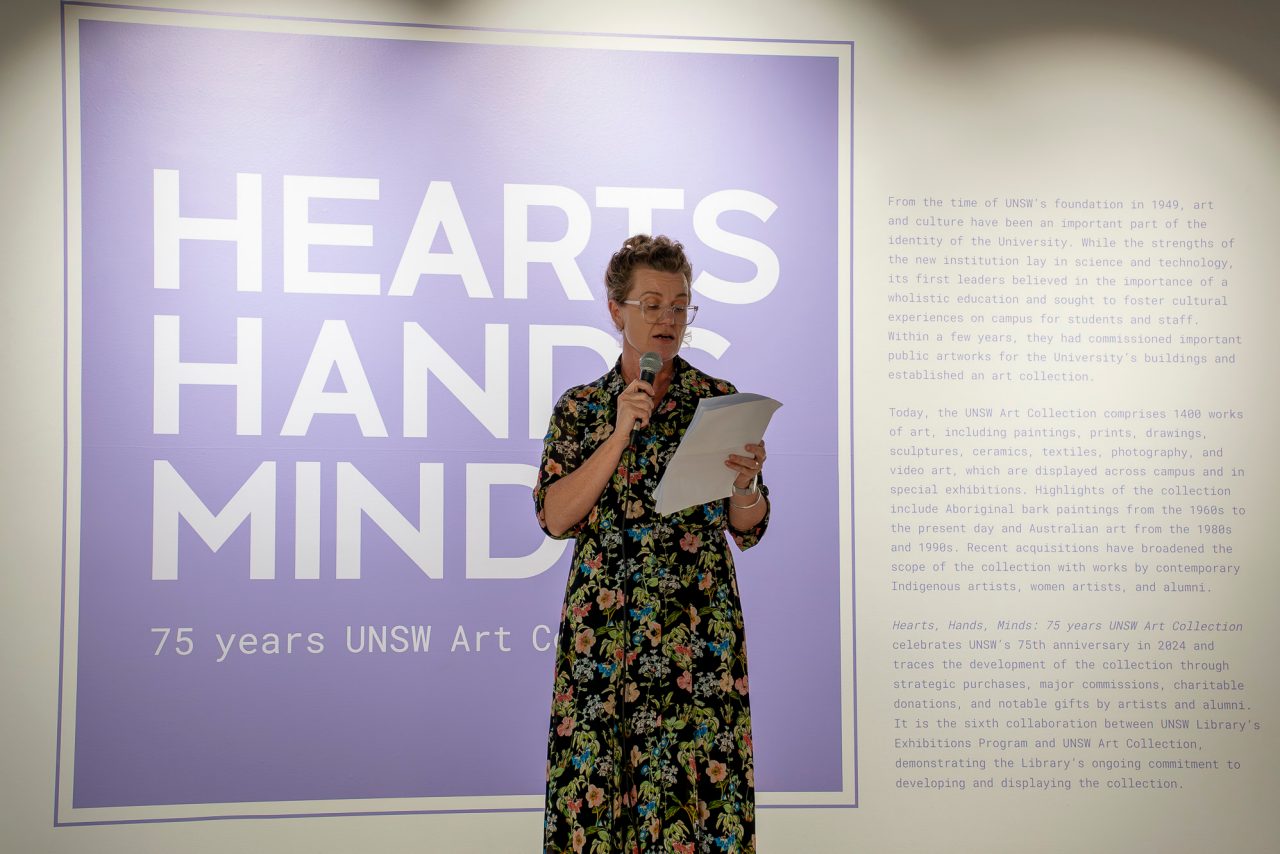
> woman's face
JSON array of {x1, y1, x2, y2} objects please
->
[{"x1": 608, "y1": 267, "x2": 691, "y2": 364}]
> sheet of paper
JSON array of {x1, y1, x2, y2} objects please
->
[{"x1": 653, "y1": 393, "x2": 782, "y2": 515}]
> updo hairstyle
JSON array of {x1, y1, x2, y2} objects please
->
[{"x1": 603, "y1": 234, "x2": 693, "y2": 304}]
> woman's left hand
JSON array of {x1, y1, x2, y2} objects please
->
[{"x1": 725, "y1": 442, "x2": 766, "y2": 489}]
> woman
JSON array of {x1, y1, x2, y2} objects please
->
[{"x1": 534, "y1": 234, "x2": 769, "y2": 853}]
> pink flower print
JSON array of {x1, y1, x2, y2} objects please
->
[
  {"x1": 707, "y1": 760, "x2": 728, "y2": 783},
  {"x1": 644, "y1": 620, "x2": 662, "y2": 646},
  {"x1": 679, "y1": 531, "x2": 701, "y2": 552},
  {"x1": 677, "y1": 670, "x2": 693, "y2": 692},
  {"x1": 574, "y1": 628, "x2": 595, "y2": 654}
]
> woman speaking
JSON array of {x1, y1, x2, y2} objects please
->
[{"x1": 534, "y1": 234, "x2": 770, "y2": 853}]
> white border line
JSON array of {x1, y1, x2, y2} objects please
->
[
  {"x1": 58, "y1": 2, "x2": 86, "y2": 826},
  {"x1": 836, "y1": 39, "x2": 856, "y2": 811},
  {"x1": 59, "y1": 1, "x2": 854, "y2": 823},
  {"x1": 68, "y1": 3, "x2": 847, "y2": 56}
]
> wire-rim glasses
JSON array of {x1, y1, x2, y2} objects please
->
[{"x1": 619, "y1": 300, "x2": 699, "y2": 325}]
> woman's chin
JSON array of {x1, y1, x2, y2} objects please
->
[{"x1": 648, "y1": 336, "x2": 680, "y2": 357}]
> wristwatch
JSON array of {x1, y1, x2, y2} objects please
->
[{"x1": 733, "y1": 474, "x2": 758, "y2": 496}]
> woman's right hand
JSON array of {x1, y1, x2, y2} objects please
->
[{"x1": 615, "y1": 379, "x2": 655, "y2": 436}]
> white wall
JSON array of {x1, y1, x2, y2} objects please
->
[{"x1": 3, "y1": 0, "x2": 1277, "y2": 851}]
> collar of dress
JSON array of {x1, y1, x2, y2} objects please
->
[{"x1": 605, "y1": 354, "x2": 695, "y2": 407}]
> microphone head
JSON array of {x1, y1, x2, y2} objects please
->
[{"x1": 638, "y1": 351, "x2": 663, "y2": 384}]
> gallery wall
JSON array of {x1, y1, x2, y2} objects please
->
[{"x1": 2, "y1": 0, "x2": 1277, "y2": 852}]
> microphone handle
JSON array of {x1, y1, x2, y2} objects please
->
[{"x1": 634, "y1": 368, "x2": 657, "y2": 433}]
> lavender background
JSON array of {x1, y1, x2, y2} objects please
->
[{"x1": 71, "y1": 18, "x2": 844, "y2": 808}]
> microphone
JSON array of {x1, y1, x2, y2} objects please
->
[
  {"x1": 639, "y1": 351, "x2": 662, "y2": 385},
  {"x1": 634, "y1": 351, "x2": 662, "y2": 434}
]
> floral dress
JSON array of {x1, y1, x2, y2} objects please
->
[{"x1": 534, "y1": 356, "x2": 769, "y2": 854}]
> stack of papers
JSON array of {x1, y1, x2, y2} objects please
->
[{"x1": 653, "y1": 393, "x2": 782, "y2": 515}]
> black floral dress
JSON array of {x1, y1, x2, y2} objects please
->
[{"x1": 534, "y1": 356, "x2": 769, "y2": 854}]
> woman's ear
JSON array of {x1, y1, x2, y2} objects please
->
[{"x1": 607, "y1": 299, "x2": 623, "y2": 332}]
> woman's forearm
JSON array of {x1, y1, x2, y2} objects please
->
[
  {"x1": 728, "y1": 488, "x2": 768, "y2": 533},
  {"x1": 542, "y1": 431, "x2": 630, "y2": 537}
]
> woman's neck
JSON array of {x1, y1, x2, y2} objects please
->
[{"x1": 621, "y1": 352, "x2": 677, "y2": 398}]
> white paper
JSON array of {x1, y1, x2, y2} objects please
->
[{"x1": 653, "y1": 393, "x2": 782, "y2": 515}]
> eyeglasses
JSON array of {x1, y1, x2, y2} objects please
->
[{"x1": 619, "y1": 300, "x2": 699, "y2": 325}]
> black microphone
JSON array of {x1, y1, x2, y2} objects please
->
[
  {"x1": 638, "y1": 351, "x2": 662, "y2": 385},
  {"x1": 634, "y1": 351, "x2": 662, "y2": 434}
]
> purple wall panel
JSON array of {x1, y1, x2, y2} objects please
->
[{"x1": 70, "y1": 16, "x2": 845, "y2": 809}]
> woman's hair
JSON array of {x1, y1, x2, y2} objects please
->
[{"x1": 603, "y1": 234, "x2": 693, "y2": 303}]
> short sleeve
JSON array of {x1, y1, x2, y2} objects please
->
[{"x1": 533, "y1": 389, "x2": 587, "y2": 540}]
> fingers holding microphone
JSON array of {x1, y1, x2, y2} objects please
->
[
  {"x1": 619, "y1": 351, "x2": 663, "y2": 434},
  {"x1": 618, "y1": 378, "x2": 655, "y2": 432}
]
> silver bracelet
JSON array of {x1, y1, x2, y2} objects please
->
[{"x1": 730, "y1": 491, "x2": 762, "y2": 510}]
